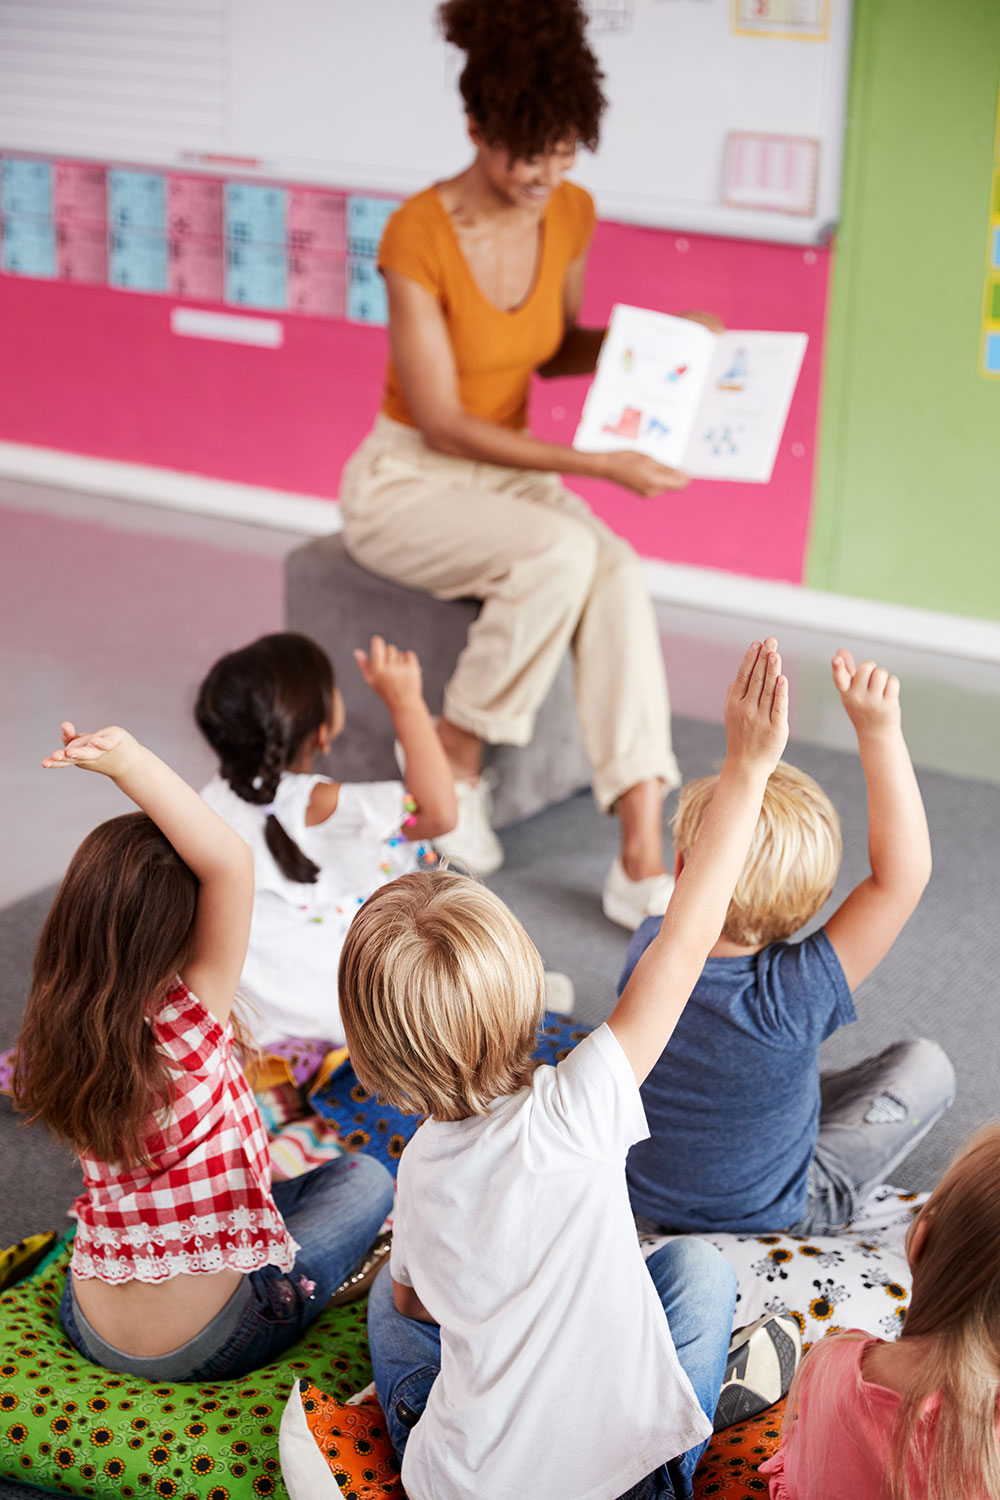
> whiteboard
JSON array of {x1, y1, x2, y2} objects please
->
[{"x1": 0, "y1": 0, "x2": 852, "y2": 245}]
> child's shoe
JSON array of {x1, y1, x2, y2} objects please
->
[
  {"x1": 713, "y1": 1313, "x2": 802, "y2": 1431},
  {"x1": 543, "y1": 971, "x2": 575, "y2": 1015},
  {"x1": 601, "y1": 857, "x2": 675, "y2": 931},
  {"x1": 329, "y1": 1231, "x2": 392, "y2": 1308},
  {"x1": 394, "y1": 736, "x2": 505, "y2": 876},
  {"x1": 432, "y1": 771, "x2": 505, "y2": 876}
]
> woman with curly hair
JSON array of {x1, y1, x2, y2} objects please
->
[{"x1": 340, "y1": 0, "x2": 717, "y2": 927}]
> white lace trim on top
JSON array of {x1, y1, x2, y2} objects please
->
[{"x1": 71, "y1": 1208, "x2": 298, "y2": 1283}]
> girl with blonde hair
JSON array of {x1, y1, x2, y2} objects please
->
[{"x1": 760, "y1": 1123, "x2": 1000, "y2": 1500}]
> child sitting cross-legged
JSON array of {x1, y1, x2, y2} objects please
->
[
  {"x1": 760, "y1": 1123, "x2": 1000, "y2": 1499},
  {"x1": 621, "y1": 649, "x2": 955, "y2": 1239},
  {"x1": 196, "y1": 631, "x2": 457, "y2": 1049},
  {"x1": 13, "y1": 723, "x2": 393, "y2": 1381},
  {"x1": 339, "y1": 640, "x2": 790, "y2": 1500}
]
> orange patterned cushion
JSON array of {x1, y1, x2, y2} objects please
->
[
  {"x1": 298, "y1": 1381, "x2": 403, "y2": 1500},
  {"x1": 693, "y1": 1397, "x2": 786, "y2": 1498}
]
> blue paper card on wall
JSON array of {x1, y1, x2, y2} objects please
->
[
  {"x1": 1, "y1": 158, "x2": 53, "y2": 219},
  {"x1": 984, "y1": 330, "x2": 1000, "y2": 374},
  {"x1": 225, "y1": 183, "x2": 287, "y2": 246},
  {"x1": 109, "y1": 229, "x2": 168, "y2": 292},
  {"x1": 225, "y1": 243, "x2": 287, "y2": 310},
  {"x1": 347, "y1": 257, "x2": 388, "y2": 324},
  {"x1": 1, "y1": 216, "x2": 56, "y2": 278},
  {"x1": 108, "y1": 170, "x2": 166, "y2": 232},
  {"x1": 346, "y1": 196, "x2": 399, "y2": 261}
]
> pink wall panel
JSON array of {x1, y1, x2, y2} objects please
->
[{"x1": 0, "y1": 217, "x2": 829, "y2": 583}]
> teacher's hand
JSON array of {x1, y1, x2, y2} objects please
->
[{"x1": 601, "y1": 450, "x2": 691, "y2": 497}]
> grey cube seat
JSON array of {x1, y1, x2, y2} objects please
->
[{"x1": 285, "y1": 533, "x2": 592, "y2": 828}]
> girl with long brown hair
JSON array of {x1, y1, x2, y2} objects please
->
[
  {"x1": 14, "y1": 722, "x2": 392, "y2": 1381},
  {"x1": 760, "y1": 1124, "x2": 1000, "y2": 1500}
]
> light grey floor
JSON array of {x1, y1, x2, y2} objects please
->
[
  {"x1": 4, "y1": 475, "x2": 1000, "y2": 909},
  {"x1": 2, "y1": 475, "x2": 999, "y2": 1249}
]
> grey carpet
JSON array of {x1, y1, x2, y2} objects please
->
[{"x1": 1, "y1": 715, "x2": 998, "y2": 1254}]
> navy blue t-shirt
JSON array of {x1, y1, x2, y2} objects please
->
[{"x1": 621, "y1": 921, "x2": 855, "y2": 1234}]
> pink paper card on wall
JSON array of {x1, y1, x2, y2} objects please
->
[
  {"x1": 723, "y1": 133, "x2": 819, "y2": 217},
  {"x1": 169, "y1": 237, "x2": 225, "y2": 301},
  {"x1": 168, "y1": 176, "x2": 224, "y2": 240},
  {"x1": 53, "y1": 163, "x2": 107, "y2": 224},
  {"x1": 287, "y1": 189, "x2": 345, "y2": 256},
  {"x1": 287, "y1": 252, "x2": 345, "y2": 316},
  {"x1": 56, "y1": 222, "x2": 107, "y2": 283}
]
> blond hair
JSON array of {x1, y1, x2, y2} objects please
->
[
  {"x1": 672, "y1": 762, "x2": 841, "y2": 947},
  {"x1": 786, "y1": 1124, "x2": 1000, "y2": 1500},
  {"x1": 338, "y1": 869, "x2": 546, "y2": 1121}
]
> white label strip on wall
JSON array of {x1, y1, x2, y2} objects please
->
[{"x1": 170, "y1": 307, "x2": 283, "y2": 347}]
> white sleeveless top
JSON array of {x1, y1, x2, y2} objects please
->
[{"x1": 201, "y1": 772, "x2": 419, "y2": 1047}]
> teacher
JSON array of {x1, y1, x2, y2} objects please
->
[{"x1": 340, "y1": 0, "x2": 712, "y2": 931}]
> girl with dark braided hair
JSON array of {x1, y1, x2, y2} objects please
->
[
  {"x1": 195, "y1": 631, "x2": 456, "y2": 1048},
  {"x1": 339, "y1": 0, "x2": 722, "y2": 928}
]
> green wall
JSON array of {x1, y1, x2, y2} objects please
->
[{"x1": 808, "y1": 0, "x2": 1000, "y2": 621}]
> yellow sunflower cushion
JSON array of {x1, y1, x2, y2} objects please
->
[
  {"x1": 693, "y1": 1398, "x2": 787, "y2": 1498},
  {"x1": 0, "y1": 1235, "x2": 372, "y2": 1500},
  {"x1": 279, "y1": 1380, "x2": 402, "y2": 1500}
]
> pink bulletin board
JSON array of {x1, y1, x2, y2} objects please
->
[
  {"x1": 532, "y1": 221, "x2": 831, "y2": 583},
  {"x1": 0, "y1": 212, "x2": 829, "y2": 585}
]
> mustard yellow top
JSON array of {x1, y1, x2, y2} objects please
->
[{"x1": 378, "y1": 181, "x2": 596, "y2": 431}]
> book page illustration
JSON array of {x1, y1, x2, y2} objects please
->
[
  {"x1": 685, "y1": 331, "x2": 807, "y2": 482},
  {"x1": 574, "y1": 305, "x2": 716, "y2": 471}
]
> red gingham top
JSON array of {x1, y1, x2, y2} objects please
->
[{"x1": 71, "y1": 981, "x2": 298, "y2": 1284}]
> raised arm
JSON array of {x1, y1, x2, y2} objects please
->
[
  {"x1": 384, "y1": 269, "x2": 688, "y2": 498},
  {"x1": 43, "y1": 724, "x2": 253, "y2": 1025},
  {"x1": 821, "y1": 651, "x2": 931, "y2": 992},
  {"x1": 353, "y1": 637, "x2": 458, "y2": 841},
  {"x1": 608, "y1": 641, "x2": 788, "y2": 1084}
]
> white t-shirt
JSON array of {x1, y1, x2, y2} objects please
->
[
  {"x1": 391, "y1": 1023, "x2": 710, "y2": 1500},
  {"x1": 201, "y1": 772, "x2": 418, "y2": 1047}
]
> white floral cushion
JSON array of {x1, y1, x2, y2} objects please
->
[{"x1": 640, "y1": 1185, "x2": 926, "y2": 1350}]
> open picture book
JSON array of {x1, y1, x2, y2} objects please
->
[{"x1": 574, "y1": 304, "x2": 808, "y2": 484}]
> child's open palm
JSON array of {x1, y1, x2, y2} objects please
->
[
  {"x1": 723, "y1": 638, "x2": 789, "y2": 774},
  {"x1": 832, "y1": 649, "x2": 901, "y2": 735},
  {"x1": 42, "y1": 723, "x2": 139, "y2": 777}
]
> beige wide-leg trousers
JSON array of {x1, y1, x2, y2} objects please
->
[{"x1": 339, "y1": 416, "x2": 680, "y2": 813}]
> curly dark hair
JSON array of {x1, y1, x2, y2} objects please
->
[{"x1": 439, "y1": 0, "x2": 607, "y2": 159}]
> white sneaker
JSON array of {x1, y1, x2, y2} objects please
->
[
  {"x1": 601, "y1": 857, "x2": 675, "y2": 931},
  {"x1": 713, "y1": 1314, "x2": 802, "y2": 1431},
  {"x1": 543, "y1": 971, "x2": 575, "y2": 1015},
  {"x1": 394, "y1": 736, "x2": 505, "y2": 877},
  {"x1": 433, "y1": 770, "x2": 505, "y2": 876}
]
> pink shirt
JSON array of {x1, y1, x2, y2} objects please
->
[
  {"x1": 72, "y1": 981, "x2": 297, "y2": 1284},
  {"x1": 761, "y1": 1332, "x2": 995, "y2": 1500}
]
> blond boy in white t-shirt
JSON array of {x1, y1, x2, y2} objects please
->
[{"x1": 339, "y1": 640, "x2": 789, "y2": 1500}]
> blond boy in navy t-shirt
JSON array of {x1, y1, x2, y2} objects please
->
[{"x1": 623, "y1": 649, "x2": 955, "y2": 1238}]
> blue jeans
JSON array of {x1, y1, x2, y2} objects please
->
[
  {"x1": 61, "y1": 1153, "x2": 393, "y2": 1382},
  {"x1": 368, "y1": 1235, "x2": 737, "y2": 1500}
]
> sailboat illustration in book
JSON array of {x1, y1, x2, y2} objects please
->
[
  {"x1": 716, "y1": 347, "x2": 748, "y2": 393},
  {"x1": 575, "y1": 305, "x2": 807, "y2": 483}
]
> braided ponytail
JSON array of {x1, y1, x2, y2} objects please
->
[{"x1": 195, "y1": 633, "x2": 335, "y2": 884}]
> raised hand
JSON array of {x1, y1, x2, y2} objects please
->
[
  {"x1": 42, "y1": 723, "x2": 139, "y2": 778},
  {"x1": 601, "y1": 450, "x2": 691, "y2": 497},
  {"x1": 724, "y1": 638, "x2": 789, "y2": 774},
  {"x1": 353, "y1": 636, "x2": 425, "y2": 711},
  {"x1": 832, "y1": 649, "x2": 901, "y2": 736}
]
